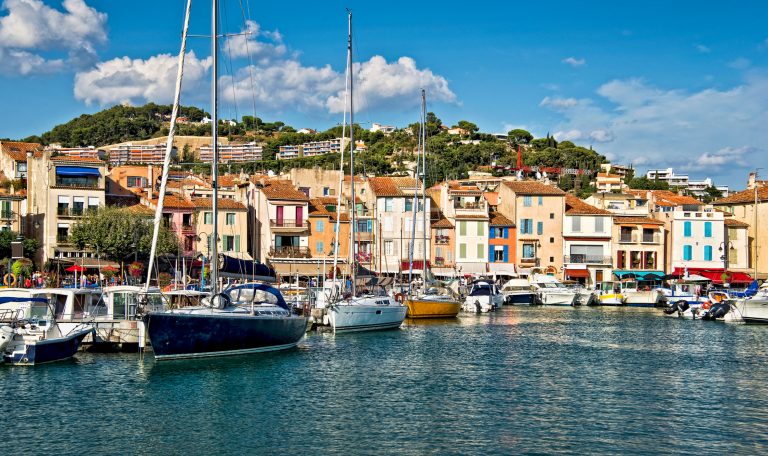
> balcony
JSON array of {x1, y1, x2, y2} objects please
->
[
  {"x1": 564, "y1": 255, "x2": 613, "y2": 265},
  {"x1": 270, "y1": 219, "x2": 310, "y2": 233},
  {"x1": 619, "y1": 235, "x2": 637, "y2": 244},
  {"x1": 0, "y1": 211, "x2": 13, "y2": 220},
  {"x1": 355, "y1": 231, "x2": 374, "y2": 241},
  {"x1": 56, "y1": 235, "x2": 71, "y2": 245},
  {"x1": 435, "y1": 235, "x2": 450, "y2": 245},
  {"x1": 520, "y1": 257, "x2": 540, "y2": 266},
  {"x1": 171, "y1": 223, "x2": 197, "y2": 235},
  {"x1": 641, "y1": 234, "x2": 660, "y2": 244},
  {"x1": 57, "y1": 207, "x2": 92, "y2": 218},
  {"x1": 453, "y1": 201, "x2": 486, "y2": 216},
  {"x1": 269, "y1": 246, "x2": 311, "y2": 258}
]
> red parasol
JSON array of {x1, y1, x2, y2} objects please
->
[
  {"x1": 65, "y1": 264, "x2": 86, "y2": 272},
  {"x1": 101, "y1": 265, "x2": 119, "y2": 272}
]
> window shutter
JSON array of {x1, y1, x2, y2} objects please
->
[
  {"x1": 489, "y1": 245, "x2": 494, "y2": 263},
  {"x1": 537, "y1": 221, "x2": 543, "y2": 235},
  {"x1": 234, "y1": 235, "x2": 240, "y2": 252},
  {"x1": 503, "y1": 245, "x2": 509, "y2": 262},
  {"x1": 489, "y1": 227, "x2": 496, "y2": 239}
]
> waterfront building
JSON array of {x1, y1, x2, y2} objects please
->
[
  {"x1": 488, "y1": 212, "x2": 517, "y2": 277},
  {"x1": 106, "y1": 165, "x2": 161, "y2": 199},
  {"x1": 307, "y1": 198, "x2": 351, "y2": 277},
  {"x1": 430, "y1": 217, "x2": 455, "y2": 277},
  {"x1": 712, "y1": 176, "x2": 768, "y2": 279},
  {"x1": 431, "y1": 181, "x2": 489, "y2": 276},
  {"x1": 562, "y1": 195, "x2": 613, "y2": 286},
  {"x1": 722, "y1": 216, "x2": 751, "y2": 274},
  {"x1": 141, "y1": 193, "x2": 196, "y2": 257},
  {"x1": 192, "y1": 197, "x2": 249, "y2": 259},
  {"x1": 0, "y1": 140, "x2": 40, "y2": 180},
  {"x1": 497, "y1": 180, "x2": 565, "y2": 277},
  {"x1": 26, "y1": 154, "x2": 106, "y2": 265},
  {"x1": 611, "y1": 216, "x2": 665, "y2": 279},
  {"x1": 0, "y1": 188, "x2": 26, "y2": 234}
]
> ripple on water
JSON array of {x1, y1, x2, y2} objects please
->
[{"x1": 2, "y1": 307, "x2": 768, "y2": 455}]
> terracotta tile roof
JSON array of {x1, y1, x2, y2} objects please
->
[
  {"x1": 489, "y1": 212, "x2": 515, "y2": 227},
  {"x1": 483, "y1": 192, "x2": 499, "y2": 206},
  {"x1": 633, "y1": 190, "x2": 702, "y2": 207},
  {"x1": 151, "y1": 194, "x2": 195, "y2": 209},
  {"x1": 215, "y1": 175, "x2": 242, "y2": 187},
  {"x1": 724, "y1": 218, "x2": 750, "y2": 228},
  {"x1": 191, "y1": 197, "x2": 246, "y2": 210},
  {"x1": 613, "y1": 216, "x2": 664, "y2": 226},
  {"x1": 454, "y1": 213, "x2": 489, "y2": 220},
  {"x1": 369, "y1": 177, "x2": 403, "y2": 197},
  {"x1": 261, "y1": 181, "x2": 309, "y2": 201},
  {"x1": 124, "y1": 204, "x2": 155, "y2": 216},
  {"x1": 565, "y1": 194, "x2": 613, "y2": 215},
  {"x1": 308, "y1": 199, "x2": 331, "y2": 216},
  {"x1": 432, "y1": 218, "x2": 454, "y2": 229},
  {"x1": 1, "y1": 141, "x2": 41, "y2": 162},
  {"x1": 713, "y1": 187, "x2": 768, "y2": 205},
  {"x1": 391, "y1": 176, "x2": 419, "y2": 189},
  {"x1": 106, "y1": 194, "x2": 140, "y2": 206},
  {"x1": 51, "y1": 156, "x2": 105, "y2": 165},
  {"x1": 503, "y1": 180, "x2": 565, "y2": 195}
]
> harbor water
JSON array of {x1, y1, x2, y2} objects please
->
[{"x1": 3, "y1": 307, "x2": 768, "y2": 455}]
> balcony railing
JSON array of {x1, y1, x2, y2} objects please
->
[
  {"x1": 564, "y1": 255, "x2": 613, "y2": 265},
  {"x1": 171, "y1": 223, "x2": 197, "y2": 234},
  {"x1": 269, "y1": 246, "x2": 311, "y2": 258},
  {"x1": 619, "y1": 235, "x2": 636, "y2": 244},
  {"x1": 641, "y1": 234, "x2": 660, "y2": 244},
  {"x1": 54, "y1": 180, "x2": 101, "y2": 189},
  {"x1": 270, "y1": 219, "x2": 310, "y2": 230},
  {"x1": 454, "y1": 201, "x2": 486, "y2": 211},
  {"x1": 57, "y1": 207, "x2": 94, "y2": 217},
  {"x1": 0, "y1": 211, "x2": 13, "y2": 220},
  {"x1": 435, "y1": 235, "x2": 450, "y2": 244},
  {"x1": 56, "y1": 235, "x2": 71, "y2": 245}
]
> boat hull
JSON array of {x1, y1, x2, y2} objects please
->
[
  {"x1": 3, "y1": 327, "x2": 92, "y2": 366},
  {"x1": 598, "y1": 293, "x2": 625, "y2": 306},
  {"x1": 144, "y1": 312, "x2": 307, "y2": 360},
  {"x1": 537, "y1": 292, "x2": 576, "y2": 306},
  {"x1": 405, "y1": 298, "x2": 460, "y2": 318},
  {"x1": 504, "y1": 293, "x2": 536, "y2": 305},
  {"x1": 328, "y1": 303, "x2": 407, "y2": 332},
  {"x1": 624, "y1": 290, "x2": 664, "y2": 307},
  {"x1": 738, "y1": 299, "x2": 768, "y2": 324}
]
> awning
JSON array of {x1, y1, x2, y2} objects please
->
[
  {"x1": 56, "y1": 258, "x2": 120, "y2": 269},
  {"x1": 456, "y1": 262, "x2": 487, "y2": 275},
  {"x1": 489, "y1": 263, "x2": 517, "y2": 276},
  {"x1": 431, "y1": 267, "x2": 456, "y2": 277},
  {"x1": 271, "y1": 262, "x2": 350, "y2": 277},
  {"x1": 613, "y1": 270, "x2": 664, "y2": 279},
  {"x1": 676, "y1": 268, "x2": 753, "y2": 284},
  {"x1": 401, "y1": 260, "x2": 430, "y2": 270},
  {"x1": 564, "y1": 268, "x2": 590, "y2": 278},
  {"x1": 56, "y1": 166, "x2": 100, "y2": 176}
]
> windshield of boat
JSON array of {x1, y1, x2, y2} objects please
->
[
  {"x1": 541, "y1": 283, "x2": 566, "y2": 289},
  {"x1": 469, "y1": 283, "x2": 493, "y2": 296},
  {"x1": 229, "y1": 287, "x2": 280, "y2": 306}
]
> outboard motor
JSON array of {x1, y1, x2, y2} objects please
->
[
  {"x1": 663, "y1": 301, "x2": 680, "y2": 315},
  {"x1": 474, "y1": 300, "x2": 482, "y2": 314},
  {"x1": 702, "y1": 302, "x2": 731, "y2": 321}
]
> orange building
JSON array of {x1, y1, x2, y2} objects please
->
[
  {"x1": 488, "y1": 212, "x2": 517, "y2": 276},
  {"x1": 307, "y1": 198, "x2": 351, "y2": 276},
  {"x1": 431, "y1": 217, "x2": 455, "y2": 277}
]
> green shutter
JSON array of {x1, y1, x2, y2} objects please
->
[{"x1": 234, "y1": 235, "x2": 240, "y2": 252}]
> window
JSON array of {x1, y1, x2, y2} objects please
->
[
  {"x1": 572, "y1": 216, "x2": 581, "y2": 232},
  {"x1": 126, "y1": 176, "x2": 145, "y2": 188},
  {"x1": 404, "y1": 198, "x2": 422, "y2": 212},
  {"x1": 223, "y1": 235, "x2": 239, "y2": 252},
  {"x1": 550, "y1": 237, "x2": 554, "y2": 243},
  {"x1": 537, "y1": 221, "x2": 543, "y2": 235},
  {"x1": 616, "y1": 250, "x2": 626, "y2": 268},
  {"x1": 704, "y1": 221, "x2": 712, "y2": 238},
  {"x1": 538, "y1": 196, "x2": 543, "y2": 206},
  {"x1": 683, "y1": 245, "x2": 693, "y2": 261},
  {"x1": 225, "y1": 213, "x2": 235, "y2": 225},
  {"x1": 523, "y1": 196, "x2": 532, "y2": 207},
  {"x1": 550, "y1": 213, "x2": 555, "y2": 219},
  {"x1": 519, "y1": 219, "x2": 533, "y2": 234},
  {"x1": 477, "y1": 222, "x2": 484, "y2": 236},
  {"x1": 316, "y1": 241, "x2": 325, "y2": 254},
  {"x1": 384, "y1": 198, "x2": 394, "y2": 212},
  {"x1": 493, "y1": 245, "x2": 506, "y2": 262},
  {"x1": 522, "y1": 243, "x2": 535, "y2": 259},
  {"x1": 459, "y1": 221, "x2": 467, "y2": 236},
  {"x1": 357, "y1": 220, "x2": 372, "y2": 233},
  {"x1": 88, "y1": 197, "x2": 99, "y2": 210},
  {"x1": 204, "y1": 212, "x2": 212, "y2": 224},
  {"x1": 704, "y1": 245, "x2": 713, "y2": 261},
  {"x1": 322, "y1": 187, "x2": 330, "y2": 196},
  {"x1": 459, "y1": 243, "x2": 467, "y2": 259},
  {"x1": 477, "y1": 243, "x2": 484, "y2": 259},
  {"x1": 620, "y1": 227, "x2": 633, "y2": 243},
  {"x1": 549, "y1": 256, "x2": 554, "y2": 263},
  {"x1": 384, "y1": 241, "x2": 394, "y2": 255},
  {"x1": 595, "y1": 217, "x2": 604, "y2": 233},
  {"x1": 72, "y1": 197, "x2": 84, "y2": 215},
  {"x1": 684, "y1": 221, "x2": 692, "y2": 237},
  {"x1": 316, "y1": 220, "x2": 325, "y2": 233}
]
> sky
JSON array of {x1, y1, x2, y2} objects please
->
[{"x1": 1, "y1": 0, "x2": 767, "y2": 188}]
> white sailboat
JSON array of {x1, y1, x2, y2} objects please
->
[{"x1": 327, "y1": 11, "x2": 407, "y2": 332}]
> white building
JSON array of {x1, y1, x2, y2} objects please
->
[
  {"x1": 108, "y1": 143, "x2": 176, "y2": 166},
  {"x1": 646, "y1": 167, "x2": 729, "y2": 198},
  {"x1": 370, "y1": 123, "x2": 396, "y2": 135},
  {"x1": 198, "y1": 142, "x2": 263, "y2": 162},
  {"x1": 562, "y1": 195, "x2": 614, "y2": 285}
]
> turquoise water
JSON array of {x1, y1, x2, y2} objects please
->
[{"x1": 3, "y1": 307, "x2": 768, "y2": 455}]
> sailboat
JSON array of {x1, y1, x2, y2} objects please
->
[
  {"x1": 140, "y1": 0, "x2": 307, "y2": 359},
  {"x1": 403, "y1": 90, "x2": 461, "y2": 318},
  {"x1": 326, "y1": 11, "x2": 407, "y2": 332}
]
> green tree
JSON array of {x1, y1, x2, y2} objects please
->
[
  {"x1": 507, "y1": 129, "x2": 533, "y2": 146},
  {"x1": 70, "y1": 207, "x2": 179, "y2": 262},
  {"x1": 456, "y1": 120, "x2": 479, "y2": 136},
  {"x1": 0, "y1": 231, "x2": 39, "y2": 260}
]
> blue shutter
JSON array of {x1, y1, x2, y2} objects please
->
[
  {"x1": 503, "y1": 228, "x2": 508, "y2": 239},
  {"x1": 683, "y1": 245, "x2": 692, "y2": 261},
  {"x1": 489, "y1": 227, "x2": 496, "y2": 239},
  {"x1": 704, "y1": 222, "x2": 712, "y2": 238},
  {"x1": 489, "y1": 245, "x2": 494, "y2": 263},
  {"x1": 367, "y1": 220, "x2": 373, "y2": 232},
  {"x1": 684, "y1": 221, "x2": 692, "y2": 237},
  {"x1": 537, "y1": 221, "x2": 543, "y2": 235},
  {"x1": 503, "y1": 245, "x2": 509, "y2": 262},
  {"x1": 704, "y1": 245, "x2": 712, "y2": 261}
]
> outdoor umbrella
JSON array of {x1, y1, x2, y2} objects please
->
[
  {"x1": 65, "y1": 265, "x2": 86, "y2": 272},
  {"x1": 660, "y1": 273, "x2": 681, "y2": 280},
  {"x1": 620, "y1": 272, "x2": 638, "y2": 279},
  {"x1": 101, "y1": 265, "x2": 119, "y2": 272}
]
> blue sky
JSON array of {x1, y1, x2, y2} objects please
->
[{"x1": 1, "y1": 0, "x2": 767, "y2": 187}]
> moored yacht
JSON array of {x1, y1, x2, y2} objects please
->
[
  {"x1": 530, "y1": 274, "x2": 577, "y2": 306},
  {"x1": 500, "y1": 278, "x2": 536, "y2": 305},
  {"x1": 462, "y1": 279, "x2": 504, "y2": 312}
]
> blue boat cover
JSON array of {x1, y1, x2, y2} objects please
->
[
  {"x1": 0, "y1": 296, "x2": 49, "y2": 304},
  {"x1": 223, "y1": 283, "x2": 288, "y2": 310},
  {"x1": 219, "y1": 255, "x2": 276, "y2": 280},
  {"x1": 55, "y1": 166, "x2": 100, "y2": 176}
]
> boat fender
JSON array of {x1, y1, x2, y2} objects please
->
[
  {"x1": 702, "y1": 301, "x2": 712, "y2": 310},
  {"x1": 3, "y1": 273, "x2": 16, "y2": 287},
  {"x1": 474, "y1": 300, "x2": 482, "y2": 313},
  {"x1": 211, "y1": 293, "x2": 231, "y2": 309},
  {"x1": 394, "y1": 293, "x2": 405, "y2": 303}
]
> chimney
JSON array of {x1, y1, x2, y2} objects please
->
[
  {"x1": 146, "y1": 165, "x2": 153, "y2": 192},
  {"x1": 747, "y1": 172, "x2": 757, "y2": 189}
]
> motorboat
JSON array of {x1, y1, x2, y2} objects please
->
[
  {"x1": 462, "y1": 279, "x2": 504, "y2": 313},
  {"x1": 623, "y1": 280, "x2": 666, "y2": 307},
  {"x1": 595, "y1": 281, "x2": 625, "y2": 306},
  {"x1": 500, "y1": 278, "x2": 536, "y2": 305},
  {"x1": 657, "y1": 279, "x2": 711, "y2": 314},
  {"x1": 1, "y1": 296, "x2": 93, "y2": 365},
  {"x1": 143, "y1": 282, "x2": 308, "y2": 360},
  {"x1": 529, "y1": 274, "x2": 577, "y2": 306},
  {"x1": 730, "y1": 283, "x2": 768, "y2": 324},
  {"x1": 563, "y1": 281, "x2": 594, "y2": 306}
]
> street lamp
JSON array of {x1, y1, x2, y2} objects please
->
[{"x1": 719, "y1": 241, "x2": 734, "y2": 272}]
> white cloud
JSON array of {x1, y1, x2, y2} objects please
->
[
  {"x1": 562, "y1": 57, "x2": 586, "y2": 67},
  {"x1": 0, "y1": 0, "x2": 107, "y2": 75},
  {"x1": 729, "y1": 57, "x2": 751, "y2": 69},
  {"x1": 539, "y1": 73, "x2": 768, "y2": 180},
  {"x1": 224, "y1": 20, "x2": 287, "y2": 64},
  {"x1": 695, "y1": 44, "x2": 711, "y2": 54},
  {"x1": 553, "y1": 129, "x2": 582, "y2": 141},
  {"x1": 539, "y1": 96, "x2": 578, "y2": 109},
  {"x1": 74, "y1": 52, "x2": 212, "y2": 105},
  {"x1": 74, "y1": 21, "x2": 456, "y2": 115}
]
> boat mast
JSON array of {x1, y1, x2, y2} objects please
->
[
  {"x1": 407, "y1": 95, "x2": 422, "y2": 295},
  {"x1": 144, "y1": 0, "x2": 192, "y2": 293},
  {"x1": 420, "y1": 89, "x2": 428, "y2": 282},
  {"x1": 347, "y1": 10, "x2": 356, "y2": 297},
  {"x1": 210, "y1": 0, "x2": 220, "y2": 295}
]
